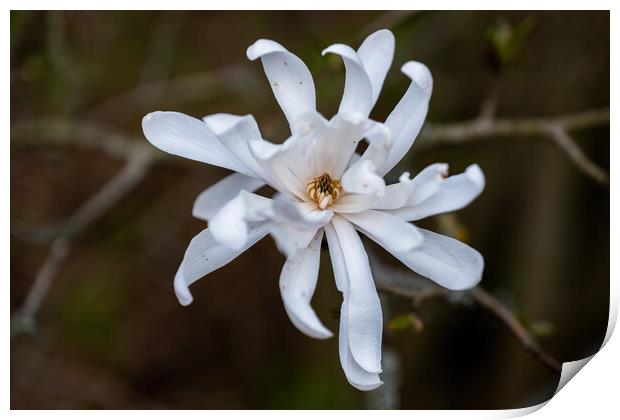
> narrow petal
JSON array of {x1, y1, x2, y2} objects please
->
[
  {"x1": 247, "y1": 39, "x2": 316, "y2": 130},
  {"x1": 373, "y1": 163, "x2": 448, "y2": 211},
  {"x1": 378, "y1": 61, "x2": 433, "y2": 176},
  {"x1": 322, "y1": 44, "x2": 373, "y2": 118},
  {"x1": 331, "y1": 216, "x2": 383, "y2": 374},
  {"x1": 174, "y1": 224, "x2": 270, "y2": 305},
  {"x1": 357, "y1": 29, "x2": 395, "y2": 107},
  {"x1": 325, "y1": 222, "x2": 348, "y2": 293},
  {"x1": 326, "y1": 222, "x2": 383, "y2": 391},
  {"x1": 193, "y1": 172, "x2": 265, "y2": 221},
  {"x1": 339, "y1": 299, "x2": 383, "y2": 391},
  {"x1": 343, "y1": 210, "x2": 423, "y2": 253},
  {"x1": 142, "y1": 111, "x2": 251, "y2": 176},
  {"x1": 366, "y1": 227, "x2": 484, "y2": 291},
  {"x1": 388, "y1": 164, "x2": 485, "y2": 221},
  {"x1": 280, "y1": 230, "x2": 333, "y2": 339}
]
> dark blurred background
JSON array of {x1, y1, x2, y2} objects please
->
[{"x1": 10, "y1": 11, "x2": 609, "y2": 409}]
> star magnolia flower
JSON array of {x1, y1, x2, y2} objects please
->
[{"x1": 142, "y1": 29, "x2": 485, "y2": 391}]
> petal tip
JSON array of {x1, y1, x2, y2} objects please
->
[
  {"x1": 401, "y1": 61, "x2": 433, "y2": 93},
  {"x1": 465, "y1": 164, "x2": 485, "y2": 189},
  {"x1": 174, "y1": 272, "x2": 194, "y2": 306}
]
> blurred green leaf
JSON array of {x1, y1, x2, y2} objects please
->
[{"x1": 485, "y1": 17, "x2": 535, "y2": 69}]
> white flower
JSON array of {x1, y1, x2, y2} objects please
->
[{"x1": 142, "y1": 29, "x2": 485, "y2": 391}]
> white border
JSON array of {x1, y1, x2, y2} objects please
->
[{"x1": 5, "y1": 2, "x2": 616, "y2": 418}]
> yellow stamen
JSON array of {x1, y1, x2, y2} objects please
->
[{"x1": 306, "y1": 173, "x2": 342, "y2": 209}]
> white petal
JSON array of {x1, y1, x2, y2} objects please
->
[
  {"x1": 209, "y1": 191, "x2": 271, "y2": 250},
  {"x1": 248, "y1": 118, "x2": 321, "y2": 200},
  {"x1": 331, "y1": 216, "x2": 383, "y2": 374},
  {"x1": 270, "y1": 193, "x2": 333, "y2": 258},
  {"x1": 326, "y1": 222, "x2": 383, "y2": 391},
  {"x1": 367, "y1": 227, "x2": 484, "y2": 291},
  {"x1": 214, "y1": 114, "x2": 268, "y2": 180},
  {"x1": 325, "y1": 222, "x2": 348, "y2": 293},
  {"x1": 322, "y1": 44, "x2": 373, "y2": 118},
  {"x1": 313, "y1": 113, "x2": 369, "y2": 178},
  {"x1": 343, "y1": 210, "x2": 423, "y2": 253},
  {"x1": 142, "y1": 111, "x2": 251, "y2": 175},
  {"x1": 339, "y1": 298, "x2": 383, "y2": 391},
  {"x1": 339, "y1": 122, "x2": 391, "y2": 196},
  {"x1": 202, "y1": 113, "x2": 245, "y2": 134},
  {"x1": 174, "y1": 224, "x2": 270, "y2": 305},
  {"x1": 357, "y1": 122, "x2": 392, "y2": 170},
  {"x1": 357, "y1": 29, "x2": 395, "y2": 107},
  {"x1": 373, "y1": 163, "x2": 448, "y2": 211},
  {"x1": 247, "y1": 39, "x2": 316, "y2": 130},
  {"x1": 378, "y1": 61, "x2": 433, "y2": 176},
  {"x1": 280, "y1": 230, "x2": 333, "y2": 339},
  {"x1": 341, "y1": 159, "x2": 385, "y2": 197},
  {"x1": 193, "y1": 173, "x2": 265, "y2": 221},
  {"x1": 388, "y1": 164, "x2": 485, "y2": 221},
  {"x1": 329, "y1": 192, "x2": 380, "y2": 214}
]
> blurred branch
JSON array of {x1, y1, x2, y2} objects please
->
[
  {"x1": 11, "y1": 149, "x2": 154, "y2": 337},
  {"x1": 422, "y1": 108, "x2": 609, "y2": 186},
  {"x1": 370, "y1": 252, "x2": 562, "y2": 374},
  {"x1": 86, "y1": 65, "x2": 259, "y2": 127},
  {"x1": 11, "y1": 118, "x2": 152, "y2": 160}
]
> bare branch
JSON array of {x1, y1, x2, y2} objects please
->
[
  {"x1": 548, "y1": 124, "x2": 609, "y2": 186},
  {"x1": 421, "y1": 108, "x2": 609, "y2": 186},
  {"x1": 11, "y1": 119, "x2": 152, "y2": 160},
  {"x1": 469, "y1": 287, "x2": 562, "y2": 373},
  {"x1": 370, "y1": 252, "x2": 562, "y2": 374},
  {"x1": 11, "y1": 150, "x2": 154, "y2": 337}
]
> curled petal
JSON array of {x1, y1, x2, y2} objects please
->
[
  {"x1": 174, "y1": 224, "x2": 270, "y2": 305},
  {"x1": 142, "y1": 111, "x2": 251, "y2": 176},
  {"x1": 378, "y1": 61, "x2": 433, "y2": 176},
  {"x1": 322, "y1": 44, "x2": 373, "y2": 118},
  {"x1": 247, "y1": 39, "x2": 316, "y2": 131},
  {"x1": 280, "y1": 230, "x2": 333, "y2": 339},
  {"x1": 357, "y1": 29, "x2": 395, "y2": 108}
]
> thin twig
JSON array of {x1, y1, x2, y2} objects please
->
[
  {"x1": 370, "y1": 253, "x2": 562, "y2": 374},
  {"x1": 11, "y1": 150, "x2": 154, "y2": 337},
  {"x1": 469, "y1": 287, "x2": 562, "y2": 373},
  {"x1": 421, "y1": 108, "x2": 609, "y2": 186}
]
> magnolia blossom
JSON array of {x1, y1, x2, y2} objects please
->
[{"x1": 142, "y1": 29, "x2": 485, "y2": 391}]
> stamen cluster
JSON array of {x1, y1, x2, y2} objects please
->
[{"x1": 306, "y1": 173, "x2": 342, "y2": 209}]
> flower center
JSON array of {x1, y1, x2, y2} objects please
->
[{"x1": 306, "y1": 173, "x2": 342, "y2": 210}]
